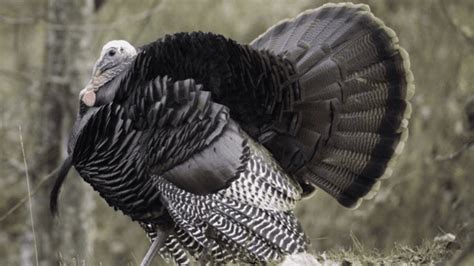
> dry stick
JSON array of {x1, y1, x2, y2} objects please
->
[
  {"x1": 0, "y1": 167, "x2": 58, "y2": 223},
  {"x1": 439, "y1": 0, "x2": 474, "y2": 47},
  {"x1": 434, "y1": 141, "x2": 474, "y2": 161},
  {"x1": 19, "y1": 125, "x2": 39, "y2": 266}
]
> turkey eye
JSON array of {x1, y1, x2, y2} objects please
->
[{"x1": 108, "y1": 50, "x2": 116, "y2": 57}]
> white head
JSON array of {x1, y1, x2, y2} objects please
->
[
  {"x1": 80, "y1": 40, "x2": 137, "y2": 107},
  {"x1": 93, "y1": 40, "x2": 137, "y2": 76}
]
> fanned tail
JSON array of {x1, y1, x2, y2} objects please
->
[{"x1": 252, "y1": 3, "x2": 414, "y2": 207}]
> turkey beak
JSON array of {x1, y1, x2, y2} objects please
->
[
  {"x1": 95, "y1": 58, "x2": 114, "y2": 75},
  {"x1": 95, "y1": 49, "x2": 118, "y2": 75}
]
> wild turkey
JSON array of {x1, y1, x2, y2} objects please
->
[{"x1": 50, "y1": 3, "x2": 414, "y2": 265}]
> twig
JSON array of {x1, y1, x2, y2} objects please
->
[
  {"x1": 19, "y1": 125, "x2": 39, "y2": 266},
  {"x1": 434, "y1": 141, "x2": 474, "y2": 161},
  {"x1": 439, "y1": 0, "x2": 474, "y2": 47},
  {"x1": 0, "y1": 165, "x2": 58, "y2": 223}
]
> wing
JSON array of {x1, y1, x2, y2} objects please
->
[{"x1": 71, "y1": 75, "x2": 246, "y2": 217}]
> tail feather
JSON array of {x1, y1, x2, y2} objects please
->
[
  {"x1": 252, "y1": 3, "x2": 414, "y2": 207},
  {"x1": 252, "y1": 3, "x2": 368, "y2": 55},
  {"x1": 329, "y1": 131, "x2": 402, "y2": 160},
  {"x1": 321, "y1": 147, "x2": 386, "y2": 176}
]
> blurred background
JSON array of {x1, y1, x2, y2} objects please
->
[{"x1": 0, "y1": 0, "x2": 473, "y2": 265}]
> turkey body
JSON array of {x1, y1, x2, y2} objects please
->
[{"x1": 53, "y1": 3, "x2": 414, "y2": 265}]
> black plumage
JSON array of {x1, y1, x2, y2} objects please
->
[{"x1": 51, "y1": 3, "x2": 414, "y2": 265}]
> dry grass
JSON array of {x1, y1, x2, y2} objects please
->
[
  {"x1": 317, "y1": 233, "x2": 462, "y2": 265},
  {"x1": 19, "y1": 125, "x2": 39, "y2": 266}
]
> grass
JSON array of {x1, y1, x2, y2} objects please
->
[
  {"x1": 19, "y1": 125, "x2": 39, "y2": 266},
  {"x1": 316, "y1": 233, "x2": 462, "y2": 265}
]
